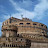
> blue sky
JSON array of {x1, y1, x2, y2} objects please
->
[{"x1": 0, "y1": 0, "x2": 48, "y2": 36}]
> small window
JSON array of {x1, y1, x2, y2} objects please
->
[
  {"x1": 12, "y1": 44, "x2": 13, "y2": 47},
  {"x1": 17, "y1": 34, "x2": 19, "y2": 37},
  {"x1": 10, "y1": 44, "x2": 11, "y2": 47},
  {"x1": 19, "y1": 23, "x2": 23, "y2": 25},
  {"x1": 26, "y1": 23, "x2": 30, "y2": 25},
  {"x1": 8, "y1": 45, "x2": 9, "y2": 47},
  {"x1": 21, "y1": 39, "x2": 22, "y2": 41},
  {"x1": 14, "y1": 45, "x2": 15, "y2": 47},
  {"x1": 41, "y1": 25, "x2": 43, "y2": 27},
  {"x1": 33, "y1": 23, "x2": 37, "y2": 25},
  {"x1": 6, "y1": 45, "x2": 7, "y2": 47},
  {"x1": 42, "y1": 32, "x2": 44, "y2": 33},
  {"x1": 16, "y1": 39, "x2": 17, "y2": 40},
  {"x1": 6, "y1": 38, "x2": 7, "y2": 40},
  {"x1": 46, "y1": 26, "x2": 47, "y2": 28}
]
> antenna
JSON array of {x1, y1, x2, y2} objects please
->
[
  {"x1": 21, "y1": 15, "x2": 23, "y2": 18},
  {"x1": 10, "y1": 14, "x2": 11, "y2": 18},
  {"x1": 10, "y1": 14, "x2": 11, "y2": 23}
]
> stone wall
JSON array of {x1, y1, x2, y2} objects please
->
[
  {"x1": 0, "y1": 47, "x2": 19, "y2": 48},
  {"x1": 30, "y1": 42, "x2": 48, "y2": 48},
  {"x1": 0, "y1": 47, "x2": 30, "y2": 48},
  {"x1": 2, "y1": 17, "x2": 47, "y2": 36}
]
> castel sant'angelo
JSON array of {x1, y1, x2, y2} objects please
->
[{"x1": 0, "y1": 17, "x2": 48, "y2": 48}]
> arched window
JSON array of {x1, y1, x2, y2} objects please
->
[
  {"x1": 16, "y1": 38, "x2": 17, "y2": 41},
  {"x1": 42, "y1": 32, "x2": 44, "y2": 33},
  {"x1": 17, "y1": 34, "x2": 19, "y2": 37},
  {"x1": 21, "y1": 39, "x2": 22, "y2": 41},
  {"x1": 3, "y1": 43, "x2": 5, "y2": 47},
  {"x1": 41, "y1": 24, "x2": 43, "y2": 27},
  {"x1": 6, "y1": 45, "x2": 7, "y2": 47},
  {"x1": 14, "y1": 45, "x2": 15, "y2": 47},
  {"x1": 6, "y1": 38, "x2": 7, "y2": 40},
  {"x1": 46, "y1": 26, "x2": 47, "y2": 28},
  {"x1": 12, "y1": 44, "x2": 13, "y2": 47},
  {"x1": 26, "y1": 23, "x2": 30, "y2": 25},
  {"x1": 19, "y1": 23, "x2": 23, "y2": 25},
  {"x1": 33, "y1": 23, "x2": 37, "y2": 25},
  {"x1": 10, "y1": 44, "x2": 11, "y2": 47},
  {"x1": 8, "y1": 44, "x2": 9, "y2": 47}
]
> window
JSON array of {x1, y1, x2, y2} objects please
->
[
  {"x1": 14, "y1": 45, "x2": 15, "y2": 47},
  {"x1": 6, "y1": 38, "x2": 7, "y2": 40},
  {"x1": 21, "y1": 39, "x2": 22, "y2": 41},
  {"x1": 10, "y1": 44, "x2": 11, "y2": 47},
  {"x1": 33, "y1": 23, "x2": 37, "y2": 25},
  {"x1": 17, "y1": 34, "x2": 19, "y2": 37},
  {"x1": 46, "y1": 26, "x2": 47, "y2": 28},
  {"x1": 41, "y1": 25, "x2": 43, "y2": 27},
  {"x1": 26, "y1": 23, "x2": 30, "y2": 25},
  {"x1": 8, "y1": 44, "x2": 9, "y2": 47},
  {"x1": 16, "y1": 38, "x2": 17, "y2": 41},
  {"x1": 7, "y1": 21, "x2": 8, "y2": 23},
  {"x1": 6, "y1": 45, "x2": 7, "y2": 47},
  {"x1": 12, "y1": 44, "x2": 13, "y2": 47},
  {"x1": 19, "y1": 23, "x2": 23, "y2": 25},
  {"x1": 42, "y1": 32, "x2": 44, "y2": 33}
]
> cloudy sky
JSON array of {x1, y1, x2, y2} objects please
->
[{"x1": 0, "y1": 0, "x2": 48, "y2": 36}]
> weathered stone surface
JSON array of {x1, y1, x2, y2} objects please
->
[{"x1": 0, "y1": 17, "x2": 48, "y2": 48}]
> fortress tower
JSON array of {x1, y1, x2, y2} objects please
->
[{"x1": 0, "y1": 17, "x2": 48, "y2": 48}]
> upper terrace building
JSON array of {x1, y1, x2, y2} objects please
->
[{"x1": 0, "y1": 17, "x2": 48, "y2": 48}]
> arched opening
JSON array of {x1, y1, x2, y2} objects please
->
[
  {"x1": 16, "y1": 38, "x2": 17, "y2": 41},
  {"x1": 12, "y1": 44, "x2": 13, "y2": 47},
  {"x1": 3, "y1": 43, "x2": 5, "y2": 47},
  {"x1": 6, "y1": 44, "x2": 7, "y2": 47},
  {"x1": 10, "y1": 44, "x2": 11, "y2": 47},
  {"x1": 8, "y1": 44, "x2": 9, "y2": 47},
  {"x1": 21, "y1": 39, "x2": 22, "y2": 41},
  {"x1": 19, "y1": 23, "x2": 24, "y2": 25},
  {"x1": 26, "y1": 23, "x2": 30, "y2": 25},
  {"x1": 17, "y1": 34, "x2": 19, "y2": 37},
  {"x1": 14, "y1": 45, "x2": 15, "y2": 47},
  {"x1": 33, "y1": 23, "x2": 37, "y2": 25}
]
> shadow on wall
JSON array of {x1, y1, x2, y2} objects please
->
[{"x1": 46, "y1": 28, "x2": 48, "y2": 38}]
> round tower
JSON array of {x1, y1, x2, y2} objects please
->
[{"x1": 1, "y1": 25, "x2": 17, "y2": 37}]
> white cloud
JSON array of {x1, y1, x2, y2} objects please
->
[
  {"x1": 18, "y1": 0, "x2": 33, "y2": 8},
  {"x1": 5, "y1": 0, "x2": 48, "y2": 20},
  {"x1": 34, "y1": 0, "x2": 48, "y2": 16}
]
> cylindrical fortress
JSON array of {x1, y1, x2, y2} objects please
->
[
  {"x1": 1, "y1": 25, "x2": 17, "y2": 37},
  {"x1": 1, "y1": 17, "x2": 48, "y2": 48},
  {"x1": 17, "y1": 22, "x2": 47, "y2": 36}
]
